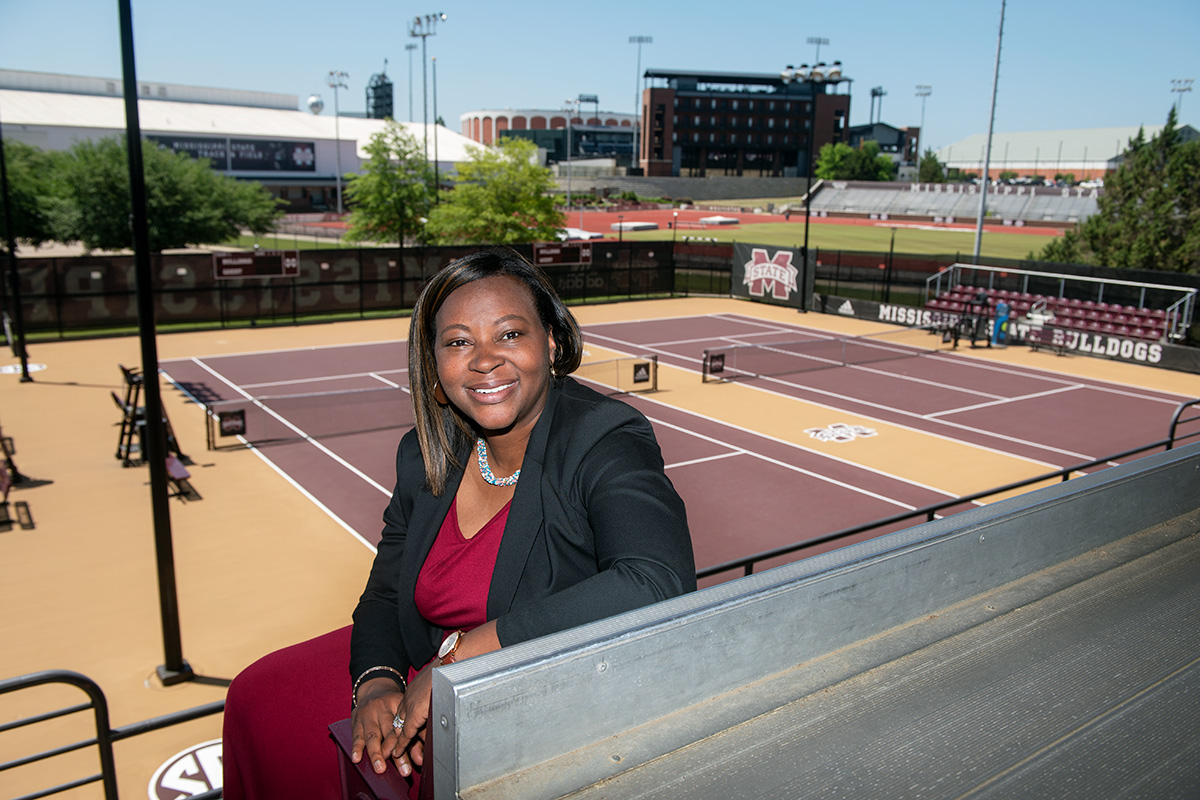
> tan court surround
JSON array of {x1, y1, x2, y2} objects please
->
[{"x1": 2, "y1": 297, "x2": 1199, "y2": 798}]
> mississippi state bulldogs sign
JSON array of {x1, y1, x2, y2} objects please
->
[{"x1": 732, "y1": 243, "x2": 813, "y2": 311}]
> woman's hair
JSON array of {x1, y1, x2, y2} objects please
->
[{"x1": 408, "y1": 248, "x2": 584, "y2": 495}]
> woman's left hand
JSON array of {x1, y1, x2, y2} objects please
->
[{"x1": 389, "y1": 662, "x2": 435, "y2": 774}]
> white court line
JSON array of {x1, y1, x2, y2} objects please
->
[
  {"x1": 242, "y1": 368, "x2": 408, "y2": 392},
  {"x1": 591, "y1": 327, "x2": 1085, "y2": 467},
  {"x1": 160, "y1": 338, "x2": 404, "y2": 363},
  {"x1": 709, "y1": 313, "x2": 1195, "y2": 403},
  {"x1": 161, "y1": 367, "x2": 381, "y2": 553},
  {"x1": 665, "y1": 451, "x2": 744, "y2": 470},
  {"x1": 925, "y1": 384, "x2": 1084, "y2": 419},
  {"x1": 186, "y1": 357, "x2": 393, "y2": 498},
  {"x1": 646, "y1": 413, "x2": 923, "y2": 510}
]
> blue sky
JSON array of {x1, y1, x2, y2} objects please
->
[{"x1": 1, "y1": 0, "x2": 1197, "y2": 151}]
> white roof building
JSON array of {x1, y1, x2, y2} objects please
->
[
  {"x1": 0, "y1": 70, "x2": 483, "y2": 209},
  {"x1": 935, "y1": 124, "x2": 1199, "y2": 180}
]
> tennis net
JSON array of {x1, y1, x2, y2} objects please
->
[
  {"x1": 204, "y1": 355, "x2": 658, "y2": 449},
  {"x1": 702, "y1": 325, "x2": 945, "y2": 383},
  {"x1": 204, "y1": 384, "x2": 411, "y2": 449},
  {"x1": 574, "y1": 354, "x2": 659, "y2": 394}
]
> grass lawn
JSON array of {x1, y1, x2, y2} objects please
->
[
  {"x1": 221, "y1": 232, "x2": 347, "y2": 250},
  {"x1": 625, "y1": 221, "x2": 1056, "y2": 261}
]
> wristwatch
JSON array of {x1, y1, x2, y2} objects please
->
[{"x1": 438, "y1": 630, "x2": 465, "y2": 664}]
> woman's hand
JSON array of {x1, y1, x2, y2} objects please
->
[
  {"x1": 350, "y1": 677, "x2": 409, "y2": 775},
  {"x1": 388, "y1": 662, "x2": 436, "y2": 773}
]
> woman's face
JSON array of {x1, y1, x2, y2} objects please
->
[{"x1": 433, "y1": 275, "x2": 557, "y2": 438}]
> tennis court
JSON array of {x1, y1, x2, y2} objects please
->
[
  {"x1": 159, "y1": 305, "x2": 1199, "y2": 582},
  {"x1": 5, "y1": 295, "x2": 1200, "y2": 798}
]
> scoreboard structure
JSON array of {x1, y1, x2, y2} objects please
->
[{"x1": 212, "y1": 251, "x2": 300, "y2": 280}]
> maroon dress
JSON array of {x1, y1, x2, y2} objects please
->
[{"x1": 221, "y1": 498, "x2": 509, "y2": 800}]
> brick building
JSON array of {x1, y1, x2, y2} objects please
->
[{"x1": 640, "y1": 68, "x2": 851, "y2": 178}]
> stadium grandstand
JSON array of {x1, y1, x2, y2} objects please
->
[
  {"x1": 0, "y1": 68, "x2": 481, "y2": 213},
  {"x1": 808, "y1": 179, "x2": 1100, "y2": 225},
  {"x1": 935, "y1": 124, "x2": 1200, "y2": 182}
]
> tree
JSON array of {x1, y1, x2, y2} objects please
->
[
  {"x1": 1038, "y1": 107, "x2": 1200, "y2": 273},
  {"x1": 342, "y1": 121, "x2": 434, "y2": 244},
  {"x1": 51, "y1": 136, "x2": 281, "y2": 252},
  {"x1": 815, "y1": 140, "x2": 896, "y2": 182},
  {"x1": 425, "y1": 138, "x2": 564, "y2": 245},
  {"x1": 919, "y1": 149, "x2": 947, "y2": 183},
  {"x1": 0, "y1": 139, "x2": 65, "y2": 247}
]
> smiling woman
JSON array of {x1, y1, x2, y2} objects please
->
[{"x1": 221, "y1": 248, "x2": 695, "y2": 800}]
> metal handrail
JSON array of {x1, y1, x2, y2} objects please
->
[
  {"x1": 0, "y1": 669, "x2": 223, "y2": 800},
  {"x1": 698, "y1": 398, "x2": 1200, "y2": 580}
]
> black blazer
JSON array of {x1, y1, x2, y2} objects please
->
[{"x1": 350, "y1": 377, "x2": 695, "y2": 679}]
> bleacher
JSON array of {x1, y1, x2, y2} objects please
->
[
  {"x1": 923, "y1": 263, "x2": 1197, "y2": 344},
  {"x1": 811, "y1": 180, "x2": 1100, "y2": 224},
  {"x1": 927, "y1": 285, "x2": 1169, "y2": 341}
]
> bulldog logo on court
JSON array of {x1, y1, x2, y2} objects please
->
[
  {"x1": 805, "y1": 423, "x2": 878, "y2": 443},
  {"x1": 743, "y1": 248, "x2": 798, "y2": 301}
]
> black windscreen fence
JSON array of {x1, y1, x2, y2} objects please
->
[{"x1": 7, "y1": 243, "x2": 677, "y2": 337}]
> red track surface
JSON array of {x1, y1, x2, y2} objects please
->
[{"x1": 299, "y1": 207, "x2": 1064, "y2": 239}]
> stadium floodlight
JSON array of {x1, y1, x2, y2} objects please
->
[
  {"x1": 410, "y1": 13, "x2": 447, "y2": 164},
  {"x1": 562, "y1": 98, "x2": 580, "y2": 225},
  {"x1": 326, "y1": 70, "x2": 349, "y2": 216},
  {"x1": 1171, "y1": 78, "x2": 1193, "y2": 114},
  {"x1": 780, "y1": 59, "x2": 848, "y2": 268},
  {"x1": 915, "y1": 84, "x2": 932, "y2": 170},
  {"x1": 629, "y1": 35, "x2": 653, "y2": 173},
  {"x1": 807, "y1": 36, "x2": 829, "y2": 63}
]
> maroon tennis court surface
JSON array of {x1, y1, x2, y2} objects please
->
[{"x1": 160, "y1": 313, "x2": 1196, "y2": 583}]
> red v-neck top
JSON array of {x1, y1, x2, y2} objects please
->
[{"x1": 413, "y1": 496, "x2": 510, "y2": 632}]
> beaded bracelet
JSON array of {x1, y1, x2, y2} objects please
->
[{"x1": 352, "y1": 665, "x2": 407, "y2": 708}]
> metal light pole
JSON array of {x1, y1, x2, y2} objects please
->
[
  {"x1": 972, "y1": 0, "x2": 1006, "y2": 263},
  {"x1": 1171, "y1": 78, "x2": 1193, "y2": 114},
  {"x1": 915, "y1": 84, "x2": 932, "y2": 173},
  {"x1": 327, "y1": 70, "x2": 348, "y2": 215},
  {"x1": 118, "y1": 0, "x2": 193, "y2": 686},
  {"x1": 433, "y1": 57, "x2": 440, "y2": 201},
  {"x1": 629, "y1": 35, "x2": 652, "y2": 173},
  {"x1": 405, "y1": 43, "x2": 418, "y2": 121},
  {"x1": 409, "y1": 12, "x2": 446, "y2": 163},
  {"x1": 0, "y1": 113, "x2": 32, "y2": 382},
  {"x1": 563, "y1": 98, "x2": 579, "y2": 225},
  {"x1": 807, "y1": 36, "x2": 829, "y2": 64},
  {"x1": 781, "y1": 60, "x2": 846, "y2": 268}
]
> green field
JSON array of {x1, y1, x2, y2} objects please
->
[{"x1": 626, "y1": 221, "x2": 1058, "y2": 261}]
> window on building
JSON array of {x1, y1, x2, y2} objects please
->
[
  {"x1": 710, "y1": 116, "x2": 716, "y2": 126},
  {"x1": 767, "y1": 135, "x2": 773, "y2": 144},
  {"x1": 693, "y1": 132, "x2": 700, "y2": 142},
  {"x1": 769, "y1": 100, "x2": 775, "y2": 111},
  {"x1": 711, "y1": 99, "x2": 717, "y2": 109},
  {"x1": 710, "y1": 133, "x2": 715, "y2": 143},
  {"x1": 748, "y1": 100, "x2": 755, "y2": 110},
  {"x1": 732, "y1": 99, "x2": 739, "y2": 110},
  {"x1": 768, "y1": 118, "x2": 775, "y2": 129}
]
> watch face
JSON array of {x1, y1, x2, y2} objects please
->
[{"x1": 438, "y1": 631, "x2": 460, "y2": 658}]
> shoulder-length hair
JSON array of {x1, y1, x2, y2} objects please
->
[{"x1": 408, "y1": 248, "x2": 584, "y2": 495}]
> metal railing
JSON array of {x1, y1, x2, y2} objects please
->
[
  {"x1": 698, "y1": 398, "x2": 1200, "y2": 580},
  {"x1": 0, "y1": 670, "x2": 223, "y2": 800}
]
